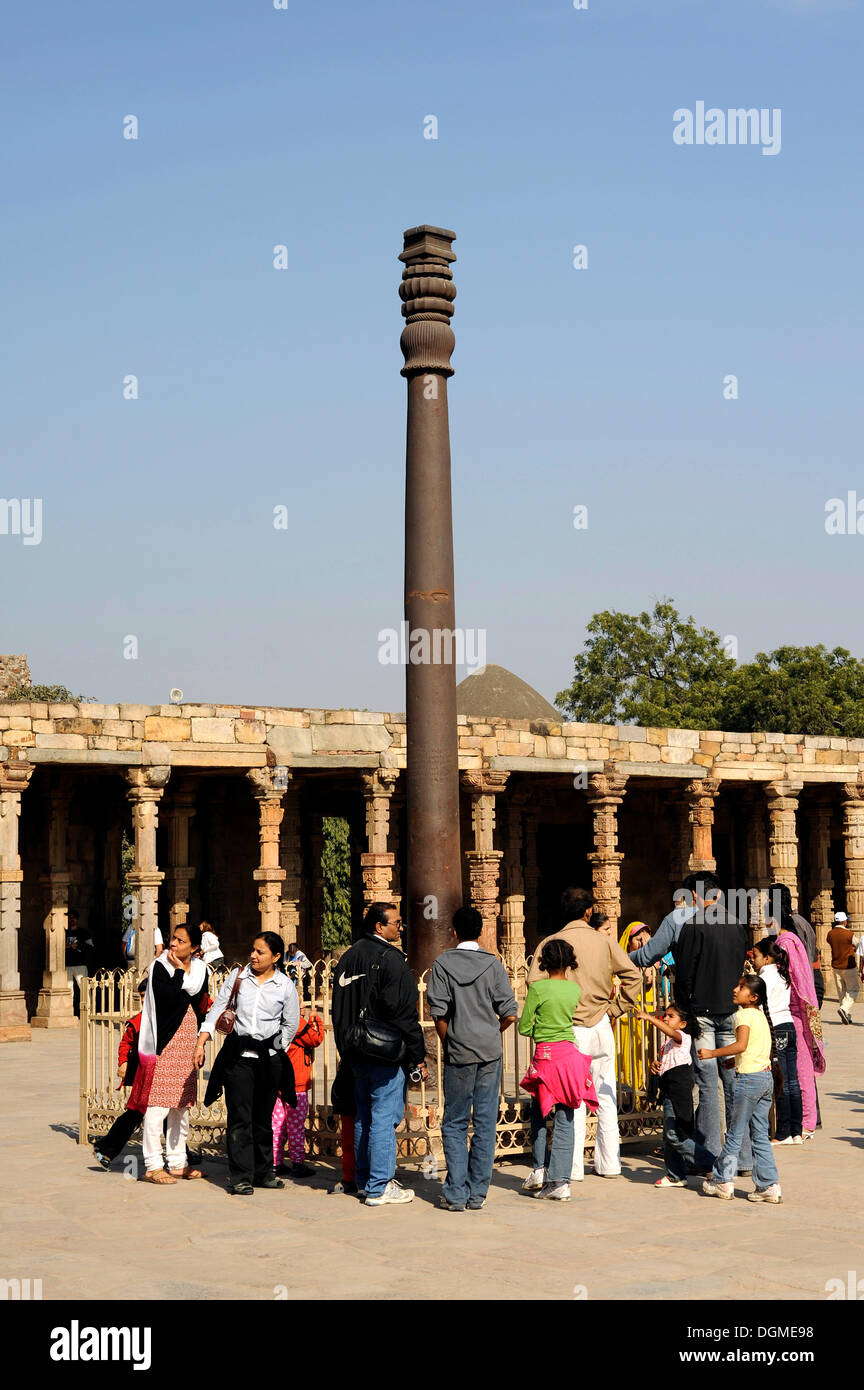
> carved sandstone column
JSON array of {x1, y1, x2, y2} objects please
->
[
  {"x1": 667, "y1": 791, "x2": 691, "y2": 892},
  {"x1": 361, "y1": 768, "x2": 399, "y2": 911},
  {"x1": 807, "y1": 795, "x2": 835, "y2": 966},
  {"x1": 500, "y1": 799, "x2": 527, "y2": 971},
  {"x1": 0, "y1": 759, "x2": 35, "y2": 1041},
  {"x1": 462, "y1": 771, "x2": 508, "y2": 954},
  {"x1": 126, "y1": 766, "x2": 170, "y2": 968},
  {"x1": 841, "y1": 782, "x2": 864, "y2": 940},
  {"x1": 766, "y1": 780, "x2": 803, "y2": 909},
  {"x1": 686, "y1": 778, "x2": 720, "y2": 874},
  {"x1": 400, "y1": 224, "x2": 463, "y2": 973},
  {"x1": 390, "y1": 793, "x2": 404, "y2": 919},
  {"x1": 587, "y1": 769, "x2": 628, "y2": 933},
  {"x1": 248, "y1": 768, "x2": 286, "y2": 938},
  {"x1": 164, "y1": 781, "x2": 196, "y2": 932},
  {"x1": 33, "y1": 783, "x2": 75, "y2": 1028},
  {"x1": 742, "y1": 788, "x2": 771, "y2": 940}
]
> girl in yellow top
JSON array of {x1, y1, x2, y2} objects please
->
[{"x1": 699, "y1": 975, "x2": 782, "y2": 1204}]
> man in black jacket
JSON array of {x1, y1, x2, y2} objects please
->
[
  {"x1": 331, "y1": 903, "x2": 427, "y2": 1206},
  {"x1": 674, "y1": 874, "x2": 750, "y2": 1165}
]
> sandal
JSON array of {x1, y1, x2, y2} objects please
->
[
  {"x1": 174, "y1": 1167, "x2": 204, "y2": 1180},
  {"x1": 144, "y1": 1169, "x2": 177, "y2": 1185}
]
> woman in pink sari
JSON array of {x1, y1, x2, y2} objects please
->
[{"x1": 774, "y1": 923, "x2": 825, "y2": 1138}]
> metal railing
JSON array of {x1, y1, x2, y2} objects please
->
[{"x1": 79, "y1": 958, "x2": 664, "y2": 1163}]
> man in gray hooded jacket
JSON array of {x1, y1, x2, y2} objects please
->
[{"x1": 427, "y1": 906, "x2": 518, "y2": 1211}]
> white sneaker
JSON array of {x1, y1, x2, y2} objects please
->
[
  {"x1": 522, "y1": 1167, "x2": 547, "y2": 1193},
  {"x1": 748, "y1": 1184, "x2": 782, "y2": 1204},
  {"x1": 771, "y1": 1136, "x2": 797, "y2": 1146},
  {"x1": 364, "y1": 1180, "x2": 414, "y2": 1206},
  {"x1": 539, "y1": 1181, "x2": 571, "y2": 1201},
  {"x1": 702, "y1": 1179, "x2": 734, "y2": 1200}
]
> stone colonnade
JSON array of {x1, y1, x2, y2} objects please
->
[{"x1": 2, "y1": 755, "x2": 864, "y2": 1039}]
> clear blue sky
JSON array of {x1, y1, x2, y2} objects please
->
[{"x1": 3, "y1": 0, "x2": 861, "y2": 709}]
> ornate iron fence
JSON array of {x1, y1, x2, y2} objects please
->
[{"x1": 79, "y1": 958, "x2": 664, "y2": 1163}]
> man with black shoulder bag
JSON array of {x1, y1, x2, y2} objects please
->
[{"x1": 331, "y1": 902, "x2": 427, "y2": 1206}]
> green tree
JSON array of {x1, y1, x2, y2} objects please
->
[
  {"x1": 718, "y1": 646, "x2": 864, "y2": 737},
  {"x1": 321, "y1": 815, "x2": 352, "y2": 948},
  {"x1": 556, "y1": 600, "x2": 735, "y2": 727}
]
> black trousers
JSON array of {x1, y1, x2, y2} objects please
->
[
  {"x1": 223, "y1": 1053, "x2": 282, "y2": 1185},
  {"x1": 98, "y1": 1108, "x2": 142, "y2": 1160}
]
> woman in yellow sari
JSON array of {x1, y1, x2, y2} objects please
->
[{"x1": 615, "y1": 922, "x2": 657, "y2": 1106}]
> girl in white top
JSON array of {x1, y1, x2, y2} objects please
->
[
  {"x1": 198, "y1": 922, "x2": 224, "y2": 967},
  {"x1": 752, "y1": 938, "x2": 803, "y2": 1145},
  {"x1": 755, "y1": 959, "x2": 793, "y2": 1026},
  {"x1": 636, "y1": 1000, "x2": 708, "y2": 1187}
]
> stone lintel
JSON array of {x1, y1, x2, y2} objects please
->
[
  {"x1": 165, "y1": 748, "x2": 268, "y2": 768},
  {"x1": 285, "y1": 754, "x2": 384, "y2": 769},
  {"x1": 624, "y1": 763, "x2": 707, "y2": 779},
  {"x1": 487, "y1": 757, "x2": 605, "y2": 774},
  {"x1": 27, "y1": 749, "x2": 142, "y2": 765}
]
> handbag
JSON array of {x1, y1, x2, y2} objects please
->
[
  {"x1": 215, "y1": 966, "x2": 244, "y2": 1036},
  {"x1": 344, "y1": 961, "x2": 406, "y2": 1064}
]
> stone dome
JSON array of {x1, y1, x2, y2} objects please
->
[{"x1": 456, "y1": 664, "x2": 560, "y2": 722}]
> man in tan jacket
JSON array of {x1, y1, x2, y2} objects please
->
[{"x1": 528, "y1": 886, "x2": 642, "y2": 1181}]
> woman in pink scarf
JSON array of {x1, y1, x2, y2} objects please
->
[{"x1": 774, "y1": 924, "x2": 825, "y2": 1137}]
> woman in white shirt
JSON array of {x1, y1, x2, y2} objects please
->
[
  {"x1": 753, "y1": 938, "x2": 803, "y2": 1145},
  {"x1": 196, "y1": 932, "x2": 300, "y2": 1195}
]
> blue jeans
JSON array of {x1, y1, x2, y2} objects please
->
[
  {"x1": 694, "y1": 1012, "x2": 752, "y2": 1166},
  {"x1": 661, "y1": 1098, "x2": 713, "y2": 1180},
  {"x1": 352, "y1": 1062, "x2": 408, "y2": 1199},
  {"x1": 441, "y1": 1058, "x2": 502, "y2": 1208},
  {"x1": 713, "y1": 1071, "x2": 779, "y2": 1189},
  {"x1": 530, "y1": 1099, "x2": 575, "y2": 1184},
  {"x1": 773, "y1": 1022, "x2": 803, "y2": 1140}
]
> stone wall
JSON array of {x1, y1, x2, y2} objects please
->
[
  {"x1": 1, "y1": 700, "x2": 863, "y2": 782},
  {"x1": 0, "y1": 655, "x2": 30, "y2": 699}
]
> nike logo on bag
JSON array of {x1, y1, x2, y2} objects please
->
[{"x1": 338, "y1": 973, "x2": 366, "y2": 987}]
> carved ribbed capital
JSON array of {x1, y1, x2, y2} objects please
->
[
  {"x1": 0, "y1": 760, "x2": 34, "y2": 795},
  {"x1": 126, "y1": 765, "x2": 170, "y2": 799},
  {"x1": 398, "y1": 224, "x2": 457, "y2": 377},
  {"x1": 587, "y1": 771, "x2": 629, "y2": 804},
  {"x1": 362, "y1": 768, "x2": 400, "y2": 799},
  {"x1": 461, "y1": 770, "x2": 509, "y2": 797},
  {"x1": 247, "y1": 767, "x2": 286, "y2": 801}
]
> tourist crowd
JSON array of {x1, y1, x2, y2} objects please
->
[{"x1": 92, "y1": 877, "x2": 859, "y2": 1207}]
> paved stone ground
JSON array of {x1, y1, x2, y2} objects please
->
[{"x1": 1, "y1": 1006, "x2": 861, "y2": 1302}]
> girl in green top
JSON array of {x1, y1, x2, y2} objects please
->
[{"x1": 519, "y1": 939, "x2": 582, "y2": 1201}]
